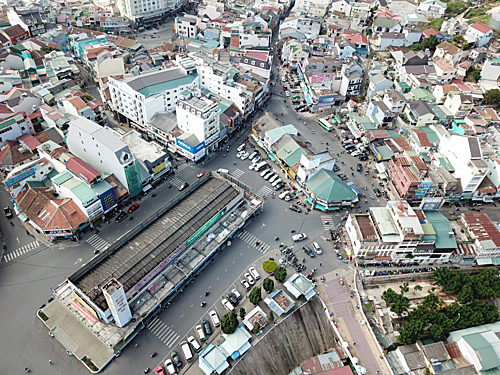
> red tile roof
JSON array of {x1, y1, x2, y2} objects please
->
[
  {"x1": 230, "y1": 37, "x2": 239, "y2": 48},
  {"x1": 18, "y1": 134, "x2": 41, "y2": 150},
  {"x1": 462, "y1": 212, "x2": 500, "y2": 247},
  {"x1": 244, "y1": 51, "x2": 269, "y2": 61},
  {"x1": 64, "y1": 96, "x2": 87, "y2": 111},
  {"x1": 412, "y1": 129, "x2": 432, "y2": 147},
  {"x1": 27, "y1": 109, "x2": 41, "y2": 120},
  {"x1": 345, "y1": 33, "x2": 368, "y2": 45},
  {"x1": 470, "y1": 21, "x2": 492, "y2": 34},
  {"x1": 423, "y1": 28, "x2": 444, "y2": 38},
  {"x1": 65, "y1": 157, "x2": 100, "y2": 184}
]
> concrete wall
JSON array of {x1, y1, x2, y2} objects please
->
[{"x1": 230, "y1": 295, "x2": 338, "y2": 375}]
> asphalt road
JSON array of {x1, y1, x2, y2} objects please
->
[{"x1": 138, "y1": 20, "x2": 175, "y2": 50}]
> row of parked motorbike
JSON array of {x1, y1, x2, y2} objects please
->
[{"x1": 366, "y1": 268, "x2": 436, "y2": 277}]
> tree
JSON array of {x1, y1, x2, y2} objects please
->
[
  {"x1": 249, "y1": 286, "x2": 262, "y2": 305},
  {"x1": 398, "y1": 318, "x2": 427, "y2": 345},
  {"x1": 239, "y1": 307, "x2": 246, "y2": 319},
  {"x1": 262, "y1": 260, "x2": 277, "y2": 273},
  {"x1": 263, "y1": 278, "x2": 274, "y2": 293},
  {"x1": 484, "y1": 89, "x2": 500, "y2": 104},
  {"x1": 400, "y1": 282, "x2": 409, "y2": 294},
  {"x1": 267, "y1": 310, "x2": 275, "y2": 324},
  {"x1": 458, "y1": 284, "x2": 474, "y2": 304},
  {"x1": 445, "y1": 0, "x2": 468, "y2": 17},
  {"x1": 414, "y1": 285, "x2": 423, "y2": 292},
  {"x1": 252, "y1": 322, "x2": 260, "y2": 334},
  {"x1": 466, "y1": 66, "x2": 481, "y2": 82},
  {"x1": 221, "y1": 312, "x2": 238, "y2": 335},
  {"x1": 274, "y1": 266, "x2": 287, "y2": 282},
  {"x1": 382, "y1": 288, "x2": 410, "y2": 315},
  {"x1": 41, "y1": 46, "x2": 57, "y2": 53}
]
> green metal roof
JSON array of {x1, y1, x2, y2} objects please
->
[
  {"x1": 266, "y1": 125, "x2": 297, "y2": 139},
  {"x1": 374, "y1": 18, "x2": 399, "y2": 28},
  {"x1": 425, "y1": 211, "x2": 457, "y2": 249},
  {"x1": 92, "y1": 180, "x2": 113, "y2": 195},
  {"x1": 419, "y1": 126, "x2": 440, "y2": 143},
  {"x1": 52, "y1": 171, "x2": 73, "y2": 185},
  {"x1": 275, "y1": 140, "x2": 306, "y2": 167},
  {"x1": 376, "y1": 145, "x2": 394, "y2": 161},
  {"x1": 386, "y1": 129, "x2": 401, "y2": 139},
  {"x1": 463, "y1": 333, "x2": 500, "y2": 370},
  {"x1": 412, "y1": 88, "x2": 435, "y2": 102},
  {"x1": 62, "y1": 178, "x2": 96, "y2": 204},
  {"x1": 431, "y1": 105, "x2": 447, "y2": 122},
  {"x1": 306, "y1": 169, "x2": 357, "y2": 203},
  {"x1": 438, "y1": 157, "x2": 454, "y2": 172},
  {"x1": 137, "y1": 72, "x2": 198, "y2": 97},
  {"x1": 351, "y1": 113, "x2": 377, "y2": 130}
]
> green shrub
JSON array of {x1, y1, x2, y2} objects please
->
[{"x1": 262, "y1": 260, "x2": 277, "y2": 273}]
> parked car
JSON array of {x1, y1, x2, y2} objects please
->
[
  {"x1": 164, "y1": 359, "x2": 177, "y2": 375},
  {"x1": 303, "y1": 245, "x2": 315, "y2": 258},
  {"x1": 249, "y1": 266, "x2": 260, "y2": 280},
  {"x1": 227, "y1": 293, "x2": 238, "y2": 305},
  {"x1": 272, "y1": 178, "x2": 282, "y2": 187},
  {"x1": 269, "y1": 174, "x2": 279, "y2": 183},
  {"x1": 264, "y1": 171, "x2": 275, "y2": 180},
  {"x1": 209, "y1": 310, "x2": 220, "y2": 327},
  {"x1": 274, "y1": 183, "x2": 283, "y2": 191},
  {"x1": 357, "y1": 164, "x2": 362, "y2": 172},
  {"x1": 115, "y1": 211, "x2": 128, "y2": 223},
  {"x1": 260, "y1": 169, "x2": 270, "y2": 177},
  {"x1": 221, "y1": 299, "x2": 234, "y2": 312},
  {"x1": 312, "y1": 242, "x2": 323, "y2": 255},
  {"x1": 178, "y1": 182, "x2": 189, "y2": 191},
  {"x1": 285, "y1": 91, "x2": 290, "y2": 97},
  {"x1": 170, "y1": 351, "x2": 182, "y2": 368},
  {"x1": 231, "y1": 289, "x2": 242, "y2": 300},
  {"x1": 249, "y1": 152, "x2": 258, "y2": 160},
  {"x1": 241, "y1": 279, "x2": 251, "y2": 290},
  {"x1": 237, "y1": 143, "x2": 246, "y2": 152},
  {"x1": 249, "y1": 164, "x2": 256, "y2": 170},
  {"x1": 244, "y1": 272, "x2": 255, "y2": 285},
  {"x1": 195, "y1": 325, "x2": 206, "y2": 341},
  {"x1": 128, "y1": 203, "x2": 140, "y2": 213},
  {"x1": 289, "y1": 204, "x2": 302, "y2": 213},
  {"x1": 187, "y1": 336, "x2": 201, "y2": 352},
  {"x1": 236, "y1": 151, "x2": 245, "y2": 158},
  {"x1": 373, "y1": 187, "x2": 381, "y2": 197},
  {"x1": 240, "y1": 152, "x2": 250, "y2": 160},
  {"x1": 155, "y1": 366, "x2": 166, "y2": 375},
  {"x1": 292, "y1": 233, "x2": 307, "y2": 242},
  {"x1": 202, "y1": 319, "x2": 212, "y2": 336},
  {"x1": 253, "y1": 155, "x2": 261, "y2": 163},
  {"x1": 359, "y1": 155, "x2": 368, "y2": 161},
  {"x1": 351, "y1": 150, "x2": 361, "y2": 157},
  {"x1": 284, "y1": 195, "x2": 292, "y2": 202}
]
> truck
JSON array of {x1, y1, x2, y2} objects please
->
[{"x1": 4, "y1": 207, "x2": 12, "y2": 219}]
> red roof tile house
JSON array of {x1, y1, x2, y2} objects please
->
[
  {"x1": 460, "y1": 212, "x2": 500, "y2": 262},
  {"x1": 387, "y1": 154, "x2": 431, "y2": 202},
  {"x1": 15, "y1": 184, "x2": 88, "y2": 239},
  {"x1": 466, "y1": 22, "x2": 493, "y2": 48},
  {"x1": 2, "y1": 24, "x2": 29, "y2": 45}
]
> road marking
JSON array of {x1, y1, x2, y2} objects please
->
[
  {"x1": 2, "y1": 241, "x2": 41, "y2": 263},
  {"x1": 231, "y1": 168, "x2": 245, "y2": 179},
  {"x1": 17, "y1": 238, "x2": 19, "y2": 243},
  {"x1": 216, "y1": 277, "x2": 219, "y2": 280},
  {"x1": 237, "y1": 230, "x2": 270, "y2": 253},
  {"x1": 233, "y1": 261, "x2": 235, "y2": 264},
  {"x1": 86, "y1": 234, "x2": 110, "y2": 252},
  {"x1": 180, "y1": 314, "x2": 184, "y2": 318},
  {"x1": 225, "y1": 269, "x2": 227, "y2": 272}
]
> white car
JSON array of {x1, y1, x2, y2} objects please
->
[
  {"x1": 164, "y1": 359, "x2": 177, "y2": 375},
  {"x1": 285, "y1": 91, "x2": 290, "y2": 97},
  {"x1": 272, "y1": 178, "x2": 282, "y2": 187},
  {"x1": 253, "y1": 156, "x2": 261, "y2": 163},
  {"x1": 260, "y1": 169, "x2": 270, "y2": 177},
  {"x1": 351, "y1": 150, "x2": 361, "y2": 157},
  {"x1": 187, "y1": 336, "x2": 201, "y2": 352},
  {"x1": 241, "y1": 279, "x2": 251, "y2": 290},
  {"x1": 222, "y1": 298, "x2": 235, "y2": 311},
  {"x1": 281, "y1": 76, "x2": 286, "y2": 82},
  {"x1": 249, "y1": 164, "x2": 256, "y2": 170},
  {"x1": 241, "y1": 152, "x2": 250, "y2": 160},
  {"x1": 244, "y1": 272, "x2": 255, "y2": 285},
  {"x1": 249, "y1": 152, "x2": 258, "y2": 160},
  {"x1": 195, "y1": 324, "x2": 206, "y2": 341},
  {"x1": 209, "y1": 310, "x2": 220, "y2": 327},
  {"x1": 312, "y1": 242, "x2": 323, "y2": 255},
  {"x1": 249, "y1": 267, "x2": 260, "y2": 280},
  {"x1": 269, "y1": 174, "x2": 279, "y2": 183},
  {"x1": 292, "y1": 233, "x2": 308, "y2": 242},
  {"x1": 236, "y1": 150, "x2": 245, "y2": 158},
  {"x1": 231, "y1": 288, "x2": 242, "y2": 300}
]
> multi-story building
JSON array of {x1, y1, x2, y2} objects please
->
[
  {"x1": 459, "y1": 212, "x2": 500, "y2": 262},
  {"x1": 193, "y1": 54, "x2": 254, "y2": 120},
  {"x1": 438, "y1": 134, "x2": 488, "y2": 196},
  {"x1": 67, "y1": 31, "x2": 107, "y2": 58},
  {"x1": 387, "y1": 153, "x2": 432, "y2": 202},
  {"x1": 0, "y1": 113, "x2": 34, "y2": 146},
  {"x1": 175, "y1": 15, "x2": 199, "y2": 39},
  {"x1": 417, "y1": 0, "x2": 446, "y2": 19},
  {"x1": 44, "y1": 51, "x2": 75, "y2": 82},
  {"x1": 339, "y1": 61, "x2": 363, "y2": 98},
  {"x1": 443, "y1": 92, "x2": 473, "y2": 119},
  {"x1": 176, "y1": 87, "x2": 220, "y2": 155},
  {"x1": 279, "y1": 16, "x2": 321, "y2": 39},
  {"x1": 66, "y1": 117, "x2": 144, "y2": 197},
  {"x1": 116, "y1": 0, "x2": 183, "y2": 25},
  {"x1": 109, "y1": 64, "x2": 198, "y2": 130},
  {"x1": 239, "y1": 51, "x2": 273, "y2": 79},
  {"x1": 382, "y1": 90, "x2": 406, "y2": 113},
  {"x1": 293, "y1": 0, "x2": 330, "y2": 17}
]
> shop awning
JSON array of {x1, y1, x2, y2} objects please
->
[
  {"x1": 348, "y1": 183, "x2": 360, "y2": 195},
  {"x1": 315, "y1": 203, "x2": 326, "y2": 211},
  {"x1": 268, "y1": 153, "x2": 276, "y2": 162},
  {"x1": 305, "y1": 197, "x2": 313, "y2": 204},
  {"x1": 477, "y1": 258, "x2": 493, "y2": 265}
]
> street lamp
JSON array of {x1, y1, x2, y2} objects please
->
[{"x1": 173, "y1": 261, "x2": 188, "y2": 277}]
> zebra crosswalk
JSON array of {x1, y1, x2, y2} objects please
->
[
  {"x1": 175, "y1": 163, "x2": 190, "y2": 172},
  {"x1": 231, "y1": 168, "x2": 245, "y2": 179},
  {"x1": 321, "y1": 215, "x2": 336, "y2": 230},
  {"x1": 3, "y1": 241, "x2": 40, "y2": 262},
  {"x1": 168, "y1": 177, "x2": 185, "y2": 188},
  {"x1": 86, "y1": 234, "x2": 110, "y2": 252},
  {"x1": 256, "y1": 185, "x2": 273, "y2": 198},
  {"x1": 147, "y1": 317, "x2": 180, "y2": 347},
  {"x1": 237, "y1": 230, "x2": 270, "y2": 253}
]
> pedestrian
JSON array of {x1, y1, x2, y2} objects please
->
[
  {"x1": 49, "y1": 360, "x2": 53, "y2": 365},
  {"x1": 320, "y1": 262, "x2": 322, "y2": 266},
  {"x1": 353, "y1": 342, "x2": 356, "y2": 346}
]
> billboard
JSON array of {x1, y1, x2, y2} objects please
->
[
  {"x1": 311, "y1": 73, "x2": 335, "y2": 86},
  {"x1": 176, "y1": 138, "x2": 205, "y2": 154}
]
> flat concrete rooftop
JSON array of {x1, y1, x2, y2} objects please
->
[{"x1": 71, "y1": 177, "x2": 239, "y2": 311}]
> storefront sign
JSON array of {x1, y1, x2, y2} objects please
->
[
  {"x1": 5, "y1": 167, "x2": 35, "y2": 188},
  {"x1": 186, "y1": 206, "x2": 227, "y2": 247},
  {"x1": 135, "y1": 242, "x2": 187, "y2": 291},
  {"x1": 45, "y1": 228, "x2": 72, "y2": 236}
]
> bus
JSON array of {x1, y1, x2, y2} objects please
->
[{"x1": 318, "y1": 118, "x2": 333, "y2": 132}]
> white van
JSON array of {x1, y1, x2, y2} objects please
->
[
  {"x1": 180, "y1": 341, "x2": 193, "y2": 362},
  {"x1": 272, "y1": 178, "x2": 282, "y2": 187},
  {"x1": 217, "y1": 168, "x2": 229, "y2": 174},
  {"x1": 209, "y1": 310, "x2": 220, "y2": 327},
  {"x1": 188, "y1": 336, "x2": 201, "y2": 352},
  {"x1": 195, "y1": 324, "x2": 206, "y2": 341},
  {"x1": 279, "y1": 191, "x2": 289, "y2": 199}
]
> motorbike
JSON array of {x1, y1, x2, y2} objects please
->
[
  {"x1": 274, "y1": 237, "x2": 279, "y2": 241},
  {"x1": 291, "y1": 229, "x2": 296, "y2": 233},
  {"x1": 2, "y1": 245, "x2": 6, "y2": 250},
  {"x1": 129, "y1": 216, "x2": 133, "y2": 220},
  {"x1": 145, "y1": 369, "x2": 150, "y2": 374},
  {"x1": 10, "y1": 221, "x2": 13, "y2": 226},
  {"x1": 151, "y1": 352, "x2": 157, "y2": 358},
  {"x1": 205, "y1": 291, "x2": 210, "y2": 296},
  {"x1": 201, "y1": 301, "x2": 206, "y2": 307},
  {"x1": 152, "y1": 193, "x2": 156, "y2": 197},
  {"x1": 169, "y1": 184, "x2": 172, "y2": 188}
]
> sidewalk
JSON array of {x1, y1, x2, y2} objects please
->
[{"x1": 317, "y1": 269, "x2": 390, "y2": 375}]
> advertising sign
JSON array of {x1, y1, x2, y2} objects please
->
[
  {"x1": 135, "y1": 242, "x2": 187, "y2": 291},
  {"x1": 176, "y1": 138, "x2": 205, "y2": 154},
  {"x1": 5, "y1": 167, "x2": 35, "y2": 188},
  {"x1": 186, "y1": 206, "x2": 227, "y2": 247}
]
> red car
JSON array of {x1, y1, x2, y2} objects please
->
[
  {"x1": 155, "y1": 366, "x2": 166, "y2": 374},
  {"x1": 128, "y1": 203, "x2": 140, "y2": 213},
  {"x1": 197, "y1": 172, "x2": 207, "y2": 178}
]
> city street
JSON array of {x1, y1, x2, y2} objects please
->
[{"x1": 137, "y1": 20, "x2": 175, "y2": 50}]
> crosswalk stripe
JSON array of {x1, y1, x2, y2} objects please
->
[
  {"x1": 7, "y1": 253, "x2": 12, "y2": 261},
  {"x1": 165, "y1": 333, "x2": 179, "y2": 347},
  {"x1": 16, "y1": 250, "x2": 21, "y2": 257},
  {"x1": 148, "y1": 318, "x2": 161, "y2": 330},
  {"x1": 4, "y1": 255, "x2": 8, "y2": 262},
  {"x1": 158, "y1": 327, "x2": 172, "y2": 341},
  {"x1": 160, "y1": 329, "x2": 176, "y2": 343},
  {"x1": 155, "y1": 324, "x2": 169, "y2": 337},
  {"x1": 241, "y1": 232, "x2": 251, "y2": 241}
]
